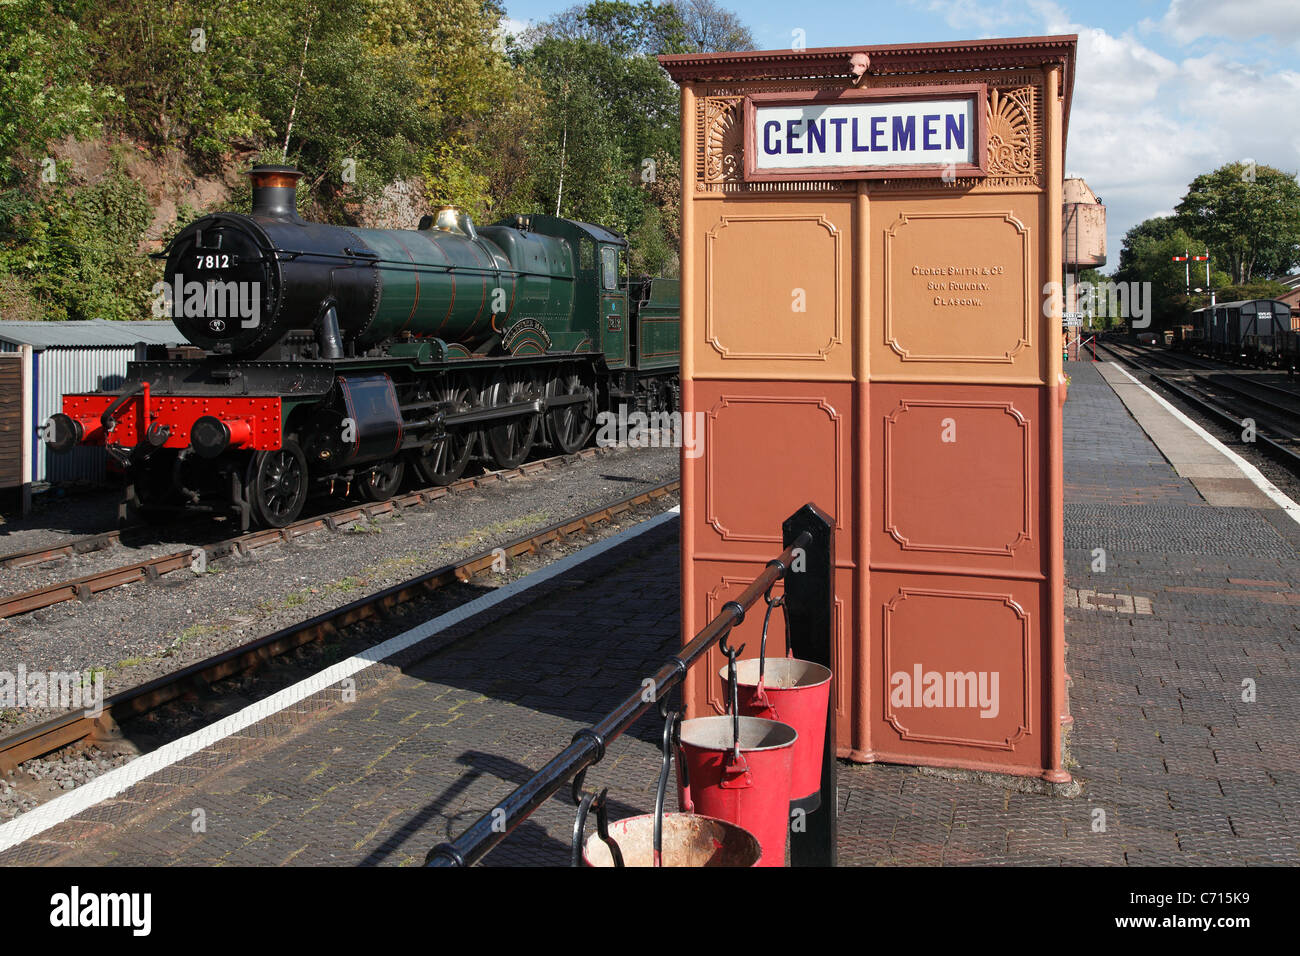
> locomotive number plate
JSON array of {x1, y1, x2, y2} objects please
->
[{"x1": 194, "y1": 254, "x2": 236, "y2": 270}]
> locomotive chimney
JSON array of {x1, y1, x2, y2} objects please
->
[{"x1": 248, "y1": 164, "x2": 303, "y2": 220}]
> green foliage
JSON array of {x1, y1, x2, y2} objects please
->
[
  {"x1": 422, "y1": 142, "x2": 492, "y2": 215},
  {"x1": 1199, "y1": 279, "x2": 1289, "y2": 307},
  {"x1": 1114, "y1": 216, "x2": 1179, "y2": 278},
  {"x1": 628, "y1": 204, "x2": 676, "y2": 276},
  {"x1": 0, "y1": 0, "x2": 754, "y2": 321},
  {"x1": 1113, "y1": 224, "x2": 1206, "y2": 329},
  {"x1": 0, "y1": 0, "x2": 120, "y2": 188},
  {"x1": 1115, "y1": 162, "x2": 1300, "y2": 329},
  {"x1": 1176, "y1": 162, "x2": 1300, "y2": 283},
  {"x1": 519, "y1": 1, "x2": 686, "y2": 251},
  {"x1": 1070, "y1": 267, "x2": 1112, "y2": 330},
  {"x1": 1, "y1": 157, "x2": 156, "y2": 321}
]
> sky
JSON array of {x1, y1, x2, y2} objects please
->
[{"x1": 502, "y1": 0, "x2": 1300, "y2": 273}]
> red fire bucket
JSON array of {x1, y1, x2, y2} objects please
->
[
  {"x1": 678, "y1": 715, "x2": 796, "y2": 867},
  {"x1": 582, "y1": 813, "x2": 761, "y2": 867},
  {"x1": 721, "y1": 658, "x2": 831, "y2": 806}
]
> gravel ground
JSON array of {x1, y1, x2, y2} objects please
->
[
  {"x1": 0, "y1": 455, "x2": 617, "y2": 598},
  {"x1": 0, "y1": 445, "x2": 677, "y2": 732},
  {"x1": 1, "y1": 515, "x2": 246, "y2": 599},
  {"x1": 0, "y1": 477, "x2": 681, "y2": 822},
  {"x1": 0, "y1": 485, "x2": 128, "y2": 556}
]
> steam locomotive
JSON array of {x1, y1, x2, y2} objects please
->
[{"x1": 46, "y1": 166, "x2": 681, "y2": 529}]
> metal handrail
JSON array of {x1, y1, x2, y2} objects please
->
[{"x1": 424, "y1": 530, "x2": 813, "y2": 867}]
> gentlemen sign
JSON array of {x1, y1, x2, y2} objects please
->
[{"x1": 744, "y1": 85, "x2": 987, "y2": 181}]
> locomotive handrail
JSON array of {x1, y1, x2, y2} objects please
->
[
  {"x1": 99, "y1": 382, "x2": 144, "y2": 431},
  {"x1": 424, "y1": 501, "x2": 837, "y2": 867}
]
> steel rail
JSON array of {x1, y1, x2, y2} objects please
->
[
  {"x1": 1097, "y1": 342, "x2": 1300, "y2": 475},
  {"x1": 0, "y1": 478, "x2": 681, "y2": 773},
  {"x1": 0, "y1": 531, "x2": 123, "y2": 571},
  {"x1": 1191, "y1": 374, "x2": 1300, "y2": 423},
  {"x1": 0, "y1": 447, "x2": 615, "y2": 619}
]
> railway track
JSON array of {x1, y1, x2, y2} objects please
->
[
  {"x1": 0, "y1": 446, "x2": 616, "y2": 620},
  {"x1": 0, "y1": 477, "x2": 680, "y2": 773},
  {"x1": 1096, "y1": 341, "x2": 1300, "y2": 475},
  {"x1": 0, "y1": 531, "x2": 124, "y2": 571}
]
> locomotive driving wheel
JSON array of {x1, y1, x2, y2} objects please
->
[
  {"x1": 247, "y1": 439, "x2": 309, "y2": 528},
  {"x1": 358, "y1": 458, "x2": 405, "y2": 502},
  {"x1": 412, "y1": 381, "x2": 476, "y2": 485},
  {"x1": 546, "y1": 366, "x2": 596, "y2": 454},
  {"x1": 483, "y1": 371, "x2": 541, "y2": 470}
]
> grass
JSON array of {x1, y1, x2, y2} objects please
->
[
  {"x1": 445, "y1": 512, "x2": 548, "y2": 551},
  {"x1": 373, "y1": 553, "x2": 423, "y2": 574},
  {"x1": 179, "y1": 623, "x2": 220, "y2": 643}
]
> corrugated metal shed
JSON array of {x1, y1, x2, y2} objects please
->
[
  {"x1": 0, "y1": 321, "x2": 186, "y2": 484},
  {"x1": 0, "y1": 320, "x2": 184, "y2": 349}
]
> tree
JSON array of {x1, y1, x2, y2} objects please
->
[
  {"x1": 534, "y1": 1, "x2": 689, "y2": 55},
  {"x1": 1114, "y1": 215, "x2": 1180, "y2": 279},
  {"x1": 0, "y1": 0, "x2": 119, "y2": 190},
  {"x1": 521, "y1": 3, "x2": 686, "y2": 232},
  {"x1": 1176, "y1": 162, "x2": 1300, "y2": 284},
  {"x1": 671, "y1": 0, "x2": 753, "y2": 52},
  {"x1": 1113, "y1": 221, "x2": 1208, "y2": 329}
]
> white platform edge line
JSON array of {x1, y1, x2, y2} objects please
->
[
  {"x1": 1107, "y1": 362, "x2": 1300, "y2": 526},
  {"x1": 0, "y1": 505, "x2": 682, "y2": 854}
]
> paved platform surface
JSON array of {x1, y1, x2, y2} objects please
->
[
  {"x1": 1097, "y1": 362, "x2": 1275, "y2": 508},
  {"x1": 3, "y1": 360, "x2": 1298, "y2": 866}
]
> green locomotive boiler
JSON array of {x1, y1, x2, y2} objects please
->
[{"x1": 47, "y1": 166, "x2": 680, "y2": 528}]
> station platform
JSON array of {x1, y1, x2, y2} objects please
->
[{"x1": 2, "y1": 360, "x2": 1298, "y2": 866}]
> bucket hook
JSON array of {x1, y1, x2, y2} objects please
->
[
  {"x1": 722, "y1": 644, "x2": 752, "y2": 785},
  {"x1": 653, "y1": 709, "x2": 687, "y2": 866},
  {"x1": 754, "y1": 584, "x2": 786, "y2": 713},
  {"x1": 571, "y1": 787, "x2": 623, "y2": 867}
]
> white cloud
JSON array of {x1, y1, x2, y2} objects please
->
[
  {"x1": 1016, "y1": 5, "x2": 1300, "y2": 270},
  {"x1": 1143, "y1": 0, "x2": 1300, "y2": 48},
  {"x1": 915, "y1": 0, "x2": 1027, "y2": 34}
]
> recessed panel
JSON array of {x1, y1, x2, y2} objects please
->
[
  {"x1": 870, "y1": 383, "x2": 1044, "y2": 575},
  {"x1": 691, "y1": 379, "x2": 853, "y2": 556},
  {"x1": 689, "y1": 559, "x2": 856, "y2": 757},
  {"x1": 694, "y1": 199, "x2": 853, "y2": 381},
  {"x1": 870, "y1": 572, "x2": 1048, "y2": 772},
  {"x1": 868, "y1": 194, "x2": 1045, "y2": 383}
]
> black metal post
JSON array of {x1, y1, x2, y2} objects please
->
[{"x1": 783, "y1": 503, "x2": 836, "y2": 867}]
